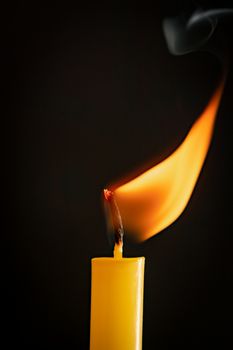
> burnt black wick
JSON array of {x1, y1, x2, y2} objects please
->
[{"x1": 103, "y1": 189, "x2": 124, "y2": 248}]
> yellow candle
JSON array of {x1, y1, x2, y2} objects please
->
[{"x1": 90, "y1": 252, "x2": 145, "y2": 350}]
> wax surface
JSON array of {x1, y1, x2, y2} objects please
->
[{"x1": 90, "y1": 257, "x2": 145, "y2": 350}]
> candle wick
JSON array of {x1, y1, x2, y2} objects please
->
[
  {"x1": 113, "y1": 241, "x2": 123, "y2": 259},
  {"x1": 103, "y1": 189, "x2": 124, "y2": 258}
]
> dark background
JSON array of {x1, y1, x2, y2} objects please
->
[{"x1": 3, "y1": 0, "x2": 233, "y2": 347}]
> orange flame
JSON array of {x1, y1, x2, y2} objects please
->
[{"x1": 113, "y1": 80, "x2": 225, "y2": 241}]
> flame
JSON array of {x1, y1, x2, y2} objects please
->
[{"x1": 113, "y1": 80, "x2": 225, "y2": 241}]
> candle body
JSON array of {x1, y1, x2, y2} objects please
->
[{"x1": 90, "y1": 257, "x2": 145, "y2": 350}]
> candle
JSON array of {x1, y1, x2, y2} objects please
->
[
  {"x1": 90, "y1": 190, "x2": 145, "y2": 350},
  {"x1": 90, "y1": 256, "x2": 145, "y2": 350}
]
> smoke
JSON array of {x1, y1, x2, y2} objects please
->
[{"x1": 163, "y1": 7, "x2": 233, "y2": 56}]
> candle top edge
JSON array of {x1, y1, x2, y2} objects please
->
[{"x1": 91, "y1": 257, "x2": 145, "y2": 262}]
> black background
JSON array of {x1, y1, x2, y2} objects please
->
[{"x1": 3, "y1": 0, "x2": 233, "y2": 347}]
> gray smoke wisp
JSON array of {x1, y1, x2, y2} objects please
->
[{"x1": 163, "y1": 8, "x2": 233, "y2": 56}]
